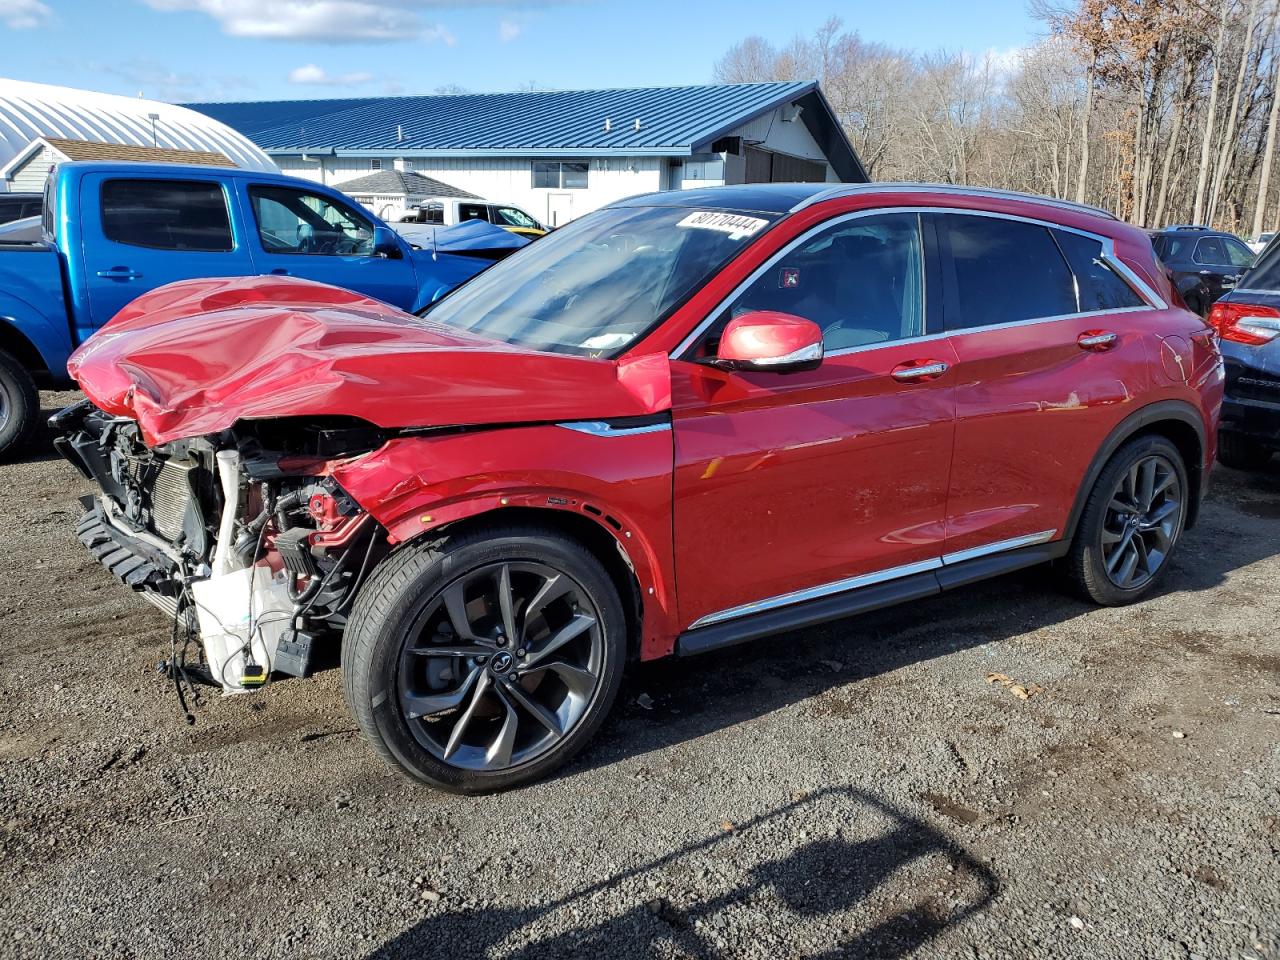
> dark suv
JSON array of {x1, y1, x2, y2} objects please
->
[
  {"x1": 1150, "y1": 226, "x2": 1256, "y2": 316},
  {"x1": 1208, "y1": 239, "x2": 1280, "y2": 469}
]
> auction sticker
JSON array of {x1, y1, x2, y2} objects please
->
[{"x1": 677, "y1": 210, "x2": 769, "y2": 239}]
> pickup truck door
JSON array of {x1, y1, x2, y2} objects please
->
[
  {"x1": 241, "y1": 183, "x2": 418, "y2": 310},
  {"x1": 79, "y1": 174, "x2": 256, "y2": 329}
]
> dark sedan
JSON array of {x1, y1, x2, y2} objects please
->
[{"x1": 1151, "y1": 226, "x2": 1256, "y2": 317}]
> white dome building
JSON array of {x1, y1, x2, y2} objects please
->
[{"x1": 0, "y1": 78, "x2": 277, "y2": 192}]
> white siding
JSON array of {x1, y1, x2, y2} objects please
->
[
  {"x1": 272, "y1": 153, "x2": 664, "y2": 224},
  {"x1": 8, "y1": 144, "x2": 60, "y2": 191}
]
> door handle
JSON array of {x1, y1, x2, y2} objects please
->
[
  {"x1": 890, "y1": 360, "x2": 949, "y2": 382},
  {"x1": 95, "y1": 268, "x2": 143, "y2": 280},
  {"x1": 1077, "y1": 330, "x2": 1117, "y2": 352},
  {"x1": 270, "y1": 268, "x2": 290, "y2": 275}
]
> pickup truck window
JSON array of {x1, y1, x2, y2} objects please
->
[
  {"x1": 249, "y1": 186, "x2": 374, "y2": 256},
  {"x1": 494, "y1": 206, "x2": 539, "y2": 229},
  {"x1": 458, "y1": 203, "x2": 489, "y2": 222},
  {"x1": 100, "y1": 179, "x2": 233, "y2": 252}
]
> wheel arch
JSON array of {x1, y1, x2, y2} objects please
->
[
  {"x1": 411, "y1": 505, "x2": 650, "y2": 661},
  {"x1": 1063, "y1": 399, "x2": 1207, "y2": 542},
  {"x1": 0, "y1": 315, "x2": 51, "y2": 380}
]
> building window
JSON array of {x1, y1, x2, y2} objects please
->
[
  {"x1": 370, "y1": 159, "x2": 381, "y2": 171},
  {"x1": 402, "y1": 159, "x2": 414, "y2": 172},
  {"x1": 531, "y1": 161, "x2": 589, "y2": 189}
]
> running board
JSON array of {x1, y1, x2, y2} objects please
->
[{"x1": 675, "y1": 540, "x2": 1069, "y2": 657}]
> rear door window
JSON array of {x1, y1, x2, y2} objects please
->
[
  {"x1": 100, "y1": 179, "x2": 233, "y2": 252},
  {"x1": 458, "y1": 203, "x2": 490, "y2": 222},
  {"x1": 1052, "y1": 230, "x2": 1145, "y2": 311},
  {"x1": 942, "y1": 215, "x2": 1077, "y2": 329}
]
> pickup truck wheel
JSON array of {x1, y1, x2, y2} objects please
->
[
  {"x1": 1217, "y1": 432, "x2": 1272, "y2": 471},
  {"x1": 0, "y1": 349, "x2": 39, "y2": 461},
  {"x1": 342, "y1": 525, "x2": 626, "y2": 793},
  {"x1": 1065, "y1": 435, "x2": 1188, "y2": 606}
]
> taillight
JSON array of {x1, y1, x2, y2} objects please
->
[{"x1": 1208, "y1": 301, "x2": 1280, "y2": 345}]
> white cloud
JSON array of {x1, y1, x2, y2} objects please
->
[
  {"x1": 0, "y1": 0, "x2": 52, "y2": 29},
  {"x1": 143, "y1": 0, "x2": 452, "y2": 43},
  {"x1": 288, "y1": 63, "x2": 376, "y2": 85},
  {"x1": 498, "y1": 17, "x2": 520, "y2": 42}
]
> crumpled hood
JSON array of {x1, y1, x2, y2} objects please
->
[{"x1": 68, "y1": 276, "x2": 671, "y2": 447}]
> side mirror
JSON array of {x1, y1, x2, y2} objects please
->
[
  {"x1": 373, "y1": 225, "x2": 402, "y2": 259},
  {"x1": 710, "y1": 311, "x2": 823, "y2": 373}
]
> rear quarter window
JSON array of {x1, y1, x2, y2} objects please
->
[
  {"x1": 1242, "y1": 244, "x2": 1280, "y2": 291},
  {"x1": 1053, "y1": 230, "x2": 1145, "y2": 311}
]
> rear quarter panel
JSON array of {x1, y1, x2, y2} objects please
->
[{"x1": 0, "y1": 246, "x2": 75, "y2": 376}]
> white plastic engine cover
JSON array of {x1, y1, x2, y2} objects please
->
[{"x1": 191, "y1": 565, "x2": 293, "y2": 692}]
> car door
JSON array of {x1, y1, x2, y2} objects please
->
[
  {"x1": 80, "y1": 174, "x2": 255, "y2": 330},
  {"x1": 1193, "y1": 235, "x2": 1256, "y2": 301},
  {"x1": 671, "y1": 211, "x2": 957, "y2": 629},
  {"x1": 939, "y1": 212, "x2": 1157, "y2": 558},
  {"x1": 243, "y1": 183, "x2": 418, "y2": 310}
]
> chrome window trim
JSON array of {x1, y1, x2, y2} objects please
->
[
  {"x1": 671, "y1": 206, "x2": 1163, "y2": 361},
  {"x1": 557, "y1": 420, "x2": 671, "y2": 437},
  {"x1": 687, "y1": 528, "x2": 1059, "y2": 630},
  {"x1": 1235, "y1": 287, "x2": 1280, "y2": 296},
  {"x1": 789, "y1": 183, "x2": 1118, "y2": 222}
]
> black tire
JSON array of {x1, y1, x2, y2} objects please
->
[
  {"x1": 1216, "y1": 431, "x2": 1272, "y2": 471},
  {"x1": 342, "y1": 524, "x2": 627, "y2": 793},
  {"x1": 0, "y1": 349, "x2": 39, "y2": 462},
  {"x1": 1065, "y1": 435, "x2": 1189, "y2": 606}
]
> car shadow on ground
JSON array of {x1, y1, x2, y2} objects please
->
[{"x1": 368, "y1": 787, "x2": 998, "y2": 960}]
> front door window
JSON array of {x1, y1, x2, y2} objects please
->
[{"x1": 249, "y1": 186, "x2": 374, "y2": 256}]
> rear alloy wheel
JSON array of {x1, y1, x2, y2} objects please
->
[
  {"x1": 343, "y1": 527, "x2": 626, "y2": 792},
  {"x1": 1066, "y1": 435, "x2": 1188, "y2": 605}
]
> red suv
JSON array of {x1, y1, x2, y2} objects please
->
[{"x1": 56, "y1": 183, "x2": 1223, "y2": 792}]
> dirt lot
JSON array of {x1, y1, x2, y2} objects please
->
[{"x1": 1, "y1": 390, "x2": 1277, "y2": 960}]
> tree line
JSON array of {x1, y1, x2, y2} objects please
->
[{"x1": 713, "y1": 2, "x2": 1279, "y2": 236}]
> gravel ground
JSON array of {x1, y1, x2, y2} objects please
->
[{"x1": 1, "y1": 390, "x2": 1277, "y2": 960}]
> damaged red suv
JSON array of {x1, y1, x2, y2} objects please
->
[{"x1": 56, "y1": 183, "x2": 1223, "y2": 792}]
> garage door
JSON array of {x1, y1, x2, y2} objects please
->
[{"x1": 745, "y1": 147, "x2": 826, "y2": 183}]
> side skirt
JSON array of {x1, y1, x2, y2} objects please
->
[{"x1": 675, "y1": 540, "x2": 1070, "y2": 657}]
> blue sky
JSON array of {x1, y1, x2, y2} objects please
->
[{"x1": 1, "y1": 0, "x2": 1043, "y2": 103}]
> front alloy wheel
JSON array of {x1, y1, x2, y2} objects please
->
[
  {"x1": 343, "y1": 526, "x2": 626, "y2": 793},
  {"x1": 399, "y1": 561, "x2": 604, "y2": 771}
]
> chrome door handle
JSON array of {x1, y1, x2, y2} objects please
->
[
  {"x1": 96, "y1": 268, "x2": 143, "y2": 280},
  {"x1": 1077, "y1": 330, "x2": 1117, "y2": 351},
  {"x1": 891, "y1": 361, "x2": 949, "y2": 382}
]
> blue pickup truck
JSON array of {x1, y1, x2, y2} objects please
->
[{"x1": 0, "y1": 161, "x2": 522, "y2": 458}]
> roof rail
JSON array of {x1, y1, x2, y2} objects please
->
[
  {"x1": 1165, "y1": 224, "x2": 1211, "y2": 231},
  {"x1": 791, "y1": 182, "x2": 1119, "y2": 221}
]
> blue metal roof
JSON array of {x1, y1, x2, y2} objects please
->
[{"x1": 185, "y1": 82, "x2": 859, "y2": 165}]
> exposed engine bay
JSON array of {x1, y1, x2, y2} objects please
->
[{"x1": 52, "y1": 399, "x2": 386, "y2": 704}]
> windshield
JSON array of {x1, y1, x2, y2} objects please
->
[{"x1": 423, "y1": 205, "x2": 777, "y2": 356}]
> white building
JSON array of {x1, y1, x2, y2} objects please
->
[
  {"x1": 187, "y1": 82, "x2": 865, "y2": 226},
  {"x1": 0, "y1": 78, "x2": 276, "y2": 192}
]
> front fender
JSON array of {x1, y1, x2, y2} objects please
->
[{"x1": 330, "y1": 421, "x2": 680, "y2": 658}]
